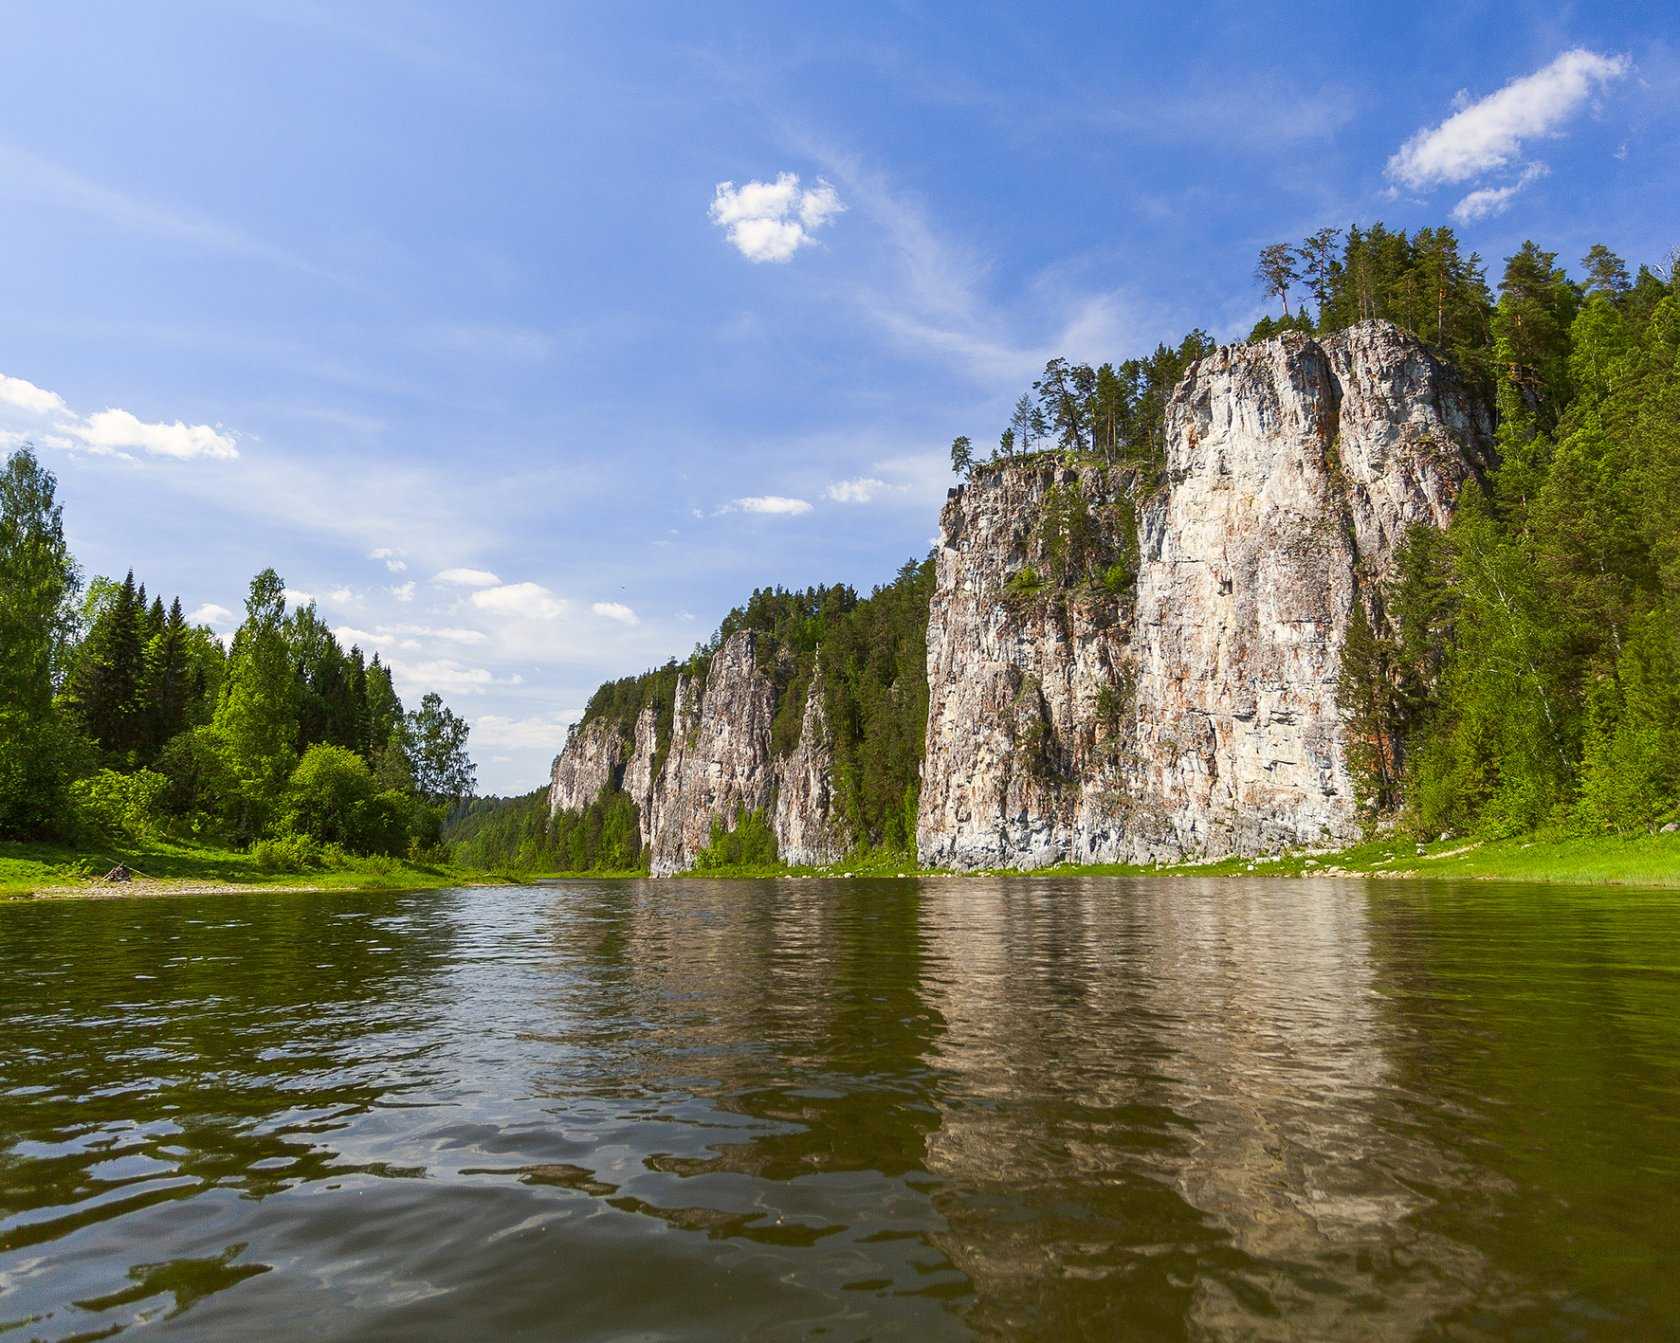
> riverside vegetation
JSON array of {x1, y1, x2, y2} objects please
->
[
  {"x1": 458, "y1": 223, "x2": 1680, "y2": 883},
  {"x1": 0, "y1": 455, "x2": 478, "y2": 896}
]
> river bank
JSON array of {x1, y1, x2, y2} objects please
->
[
  {"x1": 534, "y1": 830, "x2": 1680, "y2": 888},
  {"x1": 0, "y1": 837, "x2": 501, "y2": 900},
  {"x1": 9, "y1": 830, "x2": 1678, "y2": 900}
]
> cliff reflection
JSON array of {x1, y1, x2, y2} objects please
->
[{"x1": 524, "y1": 877, "x2": 1498, "y2": 1337}]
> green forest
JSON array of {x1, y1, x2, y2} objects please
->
[
  {"x1": 464, "y1": 221, "x2": 1679, "y2": 876},
  {"x1": 0, "y1": 453, "x2": 476, "y2": 873}
]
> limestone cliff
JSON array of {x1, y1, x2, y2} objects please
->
[
  {"x1": 546, "y1": 717, "x2": 623, "y2": 817},
  {"x1": 548, "y1": 630, "x2": 850, "y2": 875},
  {"x1": 917, "y1": 320, "x2": 1492, "y2": 868}
]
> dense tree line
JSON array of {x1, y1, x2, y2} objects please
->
[{"x1": 0, "y1": 447, "x2": 476, "y2": 860}]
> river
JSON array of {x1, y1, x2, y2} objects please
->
[{"x1": 2, "y1": 878, "x2": 1677, "y2": 1339}]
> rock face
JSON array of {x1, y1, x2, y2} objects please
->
[
  {"x1": 548, "y1": 630, "x2": 851, "y2": 875},
  {"x1": 918, "y1": 321, "x2": 1492, "y2": 869},
  {"x1": 547, "y1": 717, "x2": 624, "y2": 816}
]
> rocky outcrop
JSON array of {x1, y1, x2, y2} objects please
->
[
  {"x1": 918, "y1": 320, "x2": 1492, "y2": 869},
  {"x1": 547, "y1": 717, "x2": 624, "y2": 816},
  {"x1": 647, "y1": 633, "x2": 779, "y2": 875},
  {"x1": 772, "y1": 665, "x2": 849, "y2": 868},
  {"x1": 549, "y1": 630, "x2": 852, "y2": 875}
]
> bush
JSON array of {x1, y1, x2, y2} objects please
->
[
  {"x1": 68, "y1": 768, "x2": 168, "y2": 842},
  {"x1": 155, "y1": 727, "x2": 237, "y2": 828},
  {"x1": 1004, "y1": 566, "x2": 1046, "y2": 601},
  {"x1": 280, "y1": 744, "x2": 377, "y2": 848},
  {"x1": 0, "y1": 707, "x2": 93, "y2": 840},
  {"x1": 693, "y1": 808, "x2": 779, "y2": 870},
  {"x1": 250, "y1": 833, "x2": 322, "y2": 873}
]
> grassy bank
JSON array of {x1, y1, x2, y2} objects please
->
[
  {"x1": 0, "y1": 836, "x2": 513, "y2": 900},
  {"x1": 9, "y1": 830, "x2": 1678, "y2": 900}
]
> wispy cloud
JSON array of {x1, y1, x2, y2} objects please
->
[
  {"x1": 0, "y1": 373, "x2": 66, "y2": 415},
  {"x1": 369, "y1": 546, "x2": 408, "y2": 573},
  {"x1": 1387, "y1": 49, "x2": 1630, "y2": 189},
  {"x1": 434, "y1": 567, "x2": 503, "y2": 588},
  {"x1": 722, "y1": 495, "x2": 812, "y2": 516},
  {"x1": 825, "y1": 476, "x2": 906, "y2": 504},
  {"x1": 1451, "y1": 162, "x2": 1551, "y2": 223},
  {"x1": 471, "y1": 581, "x2": 567, "y2": 619},
  {"x1": 0, "y1": 143, "x2": 334, "y2": 279},
  {"x1": 187, "y1": 602, "x2": 235, "y2": 629}
]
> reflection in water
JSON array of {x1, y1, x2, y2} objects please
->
[{"x1": 2, "y1": 878, "x2": 1678, "y2": 1339}]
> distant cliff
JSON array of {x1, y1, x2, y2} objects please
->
[{"x1": 549, "y1": 320, "x2": 1492, "y2": 873}]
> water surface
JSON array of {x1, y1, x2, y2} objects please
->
[{"x1": 3, "y1": 878, "x2": 1678, "y2": 1339}]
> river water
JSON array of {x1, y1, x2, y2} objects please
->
[{"x1": 2, "y1": 878, "x2": 1678, "y2": 1339}]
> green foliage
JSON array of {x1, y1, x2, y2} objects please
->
[
  {"x1": 446, "y1": 785, "x2": 643, "y2": 873},
  {"x1": 154, "y1": 726, "x2": 238, "y2": 828},
  {"x1": 1005, "y1": 565, "x2": 1046, "y2": 600},
  {"x1": 693, "y1": 808, "x2": 779, "y2": 870},
  {"x1": 407, "y1": 692, "x2": 476, "y2": 803},
  {"x1": 250, "y1": 832, "x2": 323, "y2": 873},
  {"x1": 68, "y1": 768, "x2": 168, "y2": 842},
  {"x1": 0, "y1": 446, "x2": 80, "y2": 720},
  {"x1": 280, "y1": 744, "x2": 383, "y2": 854}
]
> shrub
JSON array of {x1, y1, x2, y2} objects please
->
[
  {"x1": 693, "y1": 808, "x2": 779, "y2": 870},
  {"x1": 69, "y1": 768, "x2": 168, "y2": 842},
  {"x1": 1004, "y1": 566, "x2": 1046, "y2": 601},
  {"x1": 250, "y1": 833, "x2": 322, "y2": 873},
  {"x1": 155, "y1": 727, "x2": 237, "y2": 826},
  {"x1": 281, "y1": 744, "x2": 377, "y2": 847}
]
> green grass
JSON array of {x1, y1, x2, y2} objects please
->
[
  {"x1": 524, "y1": 832, "x2": 1680, "y2": 887},
  {"x1": 988, "y1": 830, "x2": 1680, "y2": 887},
  {"x1": 0, "y1": 835, "x2": 508, "y2": 899},
  {"x1": 10, "y1": 831, "x2": 1677, "y2": 899}
]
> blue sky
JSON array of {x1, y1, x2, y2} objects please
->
[{"x1": 2, "y1": 2, "x2": 1675, "y2": 793}]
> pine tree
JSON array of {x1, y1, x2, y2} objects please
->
[
  {"x1": 62, "y1": 569, "x2": 148, "y2": 759},
  {"x1": 142, "y1": 596, "x2": 194, "y2": 758}
]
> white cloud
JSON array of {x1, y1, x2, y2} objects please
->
[
  {"x1": 391, "y1": 581, "x2": 416, "y2": 603},
  {"x1": 283, "y1": 587, "x2": 315, "y2": 608},
  {"x1": 63, "y1": 407, "x2": 238, "y2": 460},
  {"x1": 591, "y1": 600, "x2": 639, "y2": 625},
  {"x1": 1451, "y1": 162, "x2": 1551, "y2": 223},
  {"x1": 470, "y1": 711, "x2": 580, "y2": 752},
  {"x1": 725, "y1": 495, "x2": 813, "y2": 516},
  {"x1": 471, "y1": 581, "x2": 567, "y2": 620},
  {"x1": 433, "y1": 566, "x2": 502, "y2": 588},
  {"x1": 187, "y1": 602, "x2": 234, "y2": 629},
  {"x1": 326, "y1": 586, "x2": 357, "y2": 605},
  {"x1": 1387, "y1": 49, "x2": 1630, "y2": 189},
  {"x1": 1, "y1": 369, "x2": 238, "y2": 462},
  {"x1": 369, "y1": 546, "x2": 408, "y2": 573},
  {"x1": 385, "y1": 658, "x2": 517, "y2": 698},
  {"x1": 709, "y1": 172, "x2": 845, "y2": 263},
  {"x1": 0, "y1": 373, "x2": 66, "y2": 415},
  {"x1": 825, "y1": 476, "x2": 908, "y2": 504}
]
